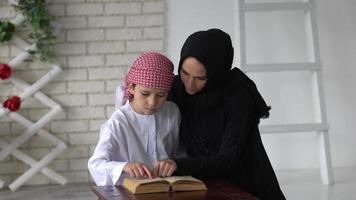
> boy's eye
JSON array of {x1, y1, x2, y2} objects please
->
[
  {"x1": 157, "y1": 93, "x2": 166, "y2": 98},
  {"x1": 141, "y1": 92, "x2": 149, "y2": 96}
]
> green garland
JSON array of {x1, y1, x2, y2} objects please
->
[
  {"x1": 0, "y1": 0, "x2": 55, "y2": 62},
  {"x1": 0, "y1": 21, "x2": 15, "y2": 42}
]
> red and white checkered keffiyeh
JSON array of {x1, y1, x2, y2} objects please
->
[{"x1": 124, "y1": 52, "x2": 174, "y2": 100}]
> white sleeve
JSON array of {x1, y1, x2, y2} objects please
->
[
  {"x1": 88, "y1": 123, "x2": 127, "y2": 186},
  {"x1": 114, "y1": 84, "x2": 126, "y2": 111}
]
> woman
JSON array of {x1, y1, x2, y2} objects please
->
[{"x1": 169, "y1": 29, "x2": 286, "y2": 200}]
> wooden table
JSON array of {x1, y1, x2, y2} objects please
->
[{"x1": 91, "y1": 181, "x2": 257, "y2": 200}]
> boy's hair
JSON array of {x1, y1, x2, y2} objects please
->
[{"x1": 124, "y1": 52, "x2": 174, "y2": 100}]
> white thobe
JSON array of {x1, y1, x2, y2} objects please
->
[{"x1": 88, "y1": 100, "x2": 180, "y2": 186}]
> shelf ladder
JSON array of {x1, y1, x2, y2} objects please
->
[{"x1": 235, "y1": 0, "x2": 333, "y2": 185}]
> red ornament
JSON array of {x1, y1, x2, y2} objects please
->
[
  {"x1": 3, "y1": 96, "x2": 21, "y2": 112},
  {"x1": 0, "y1": 63, "x2": 12, "y2": 80}
]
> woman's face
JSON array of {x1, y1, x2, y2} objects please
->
[{"x1": 180, "y1": 57, "x2": 208, "y2": 95}]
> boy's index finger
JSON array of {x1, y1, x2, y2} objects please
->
[{"x1": 142, "y1": 165, "x2": 155, "y2": 179}]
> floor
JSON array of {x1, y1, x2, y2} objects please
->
[{"x1": 0, "y1": 167, "x2": 355, "y2": 200}]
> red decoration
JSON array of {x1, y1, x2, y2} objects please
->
[
  {"x1": 0, "y1": 63, "x2": 12, "y2": 80},
  {"x1": 3, "y1": 96, "x2": 21, "y2": 112}
]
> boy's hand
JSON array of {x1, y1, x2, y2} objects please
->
[
  {"x1": 154, "y1": 159, "x2": 177, "y2": 177},
  {"x1": 123, "y1": 163, "x2": 155, "y2": 179}
]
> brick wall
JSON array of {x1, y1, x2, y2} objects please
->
[{"x1": 0, "y1": 0, "x2": 165, "y2": 185}]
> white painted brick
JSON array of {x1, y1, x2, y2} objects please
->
[
  {"x1": 68, "y1": 81, "x2": 105, "y2": 93},
  {"x1": 19, "y1": 97, "x2": 49, "y2": 109},
  {"x1": 0, "y1": 175, "x2": 11, "y2": 185},
  {"x1": 69, "y1": 133, "x2": 99, "y2": 145},
  {"x1": 0, "y1": 123, "x2": 11, "y2": 135},
  {"x1": 67, "y1": 106, "x2": 105, "y2": 119},
  {"x1": 104, "y1": 3, "x2": 141, "y2": 14},
  {"x1": 0, "y1": 163, "x2": 15, "y2": 174},
  {"x1": 67, "y1": 4, "x2": 104, "y2": 16},
  {"x1": 10, "y1": 45, "x2": 24, "y2": 57},
  {"x1": 89, "y1": 93, "x2": 115, "y2": 106},
  {"x1": 42, "y1": 82, "x2": 67, "y2": 94},
  {"x1": 143, "y1": 27, "x2": 164, "y2": 39},
  {"x1": 51, "y1": 0, "x2": 84, "y2": 3},
  {"x1": 24, "y1": 174, "x2": 50, "y2": 186},
  {"x1": 88, "y1": 67, "x2": 125, "y2": 80},
  {"x1": 54, "y1": 31, "x2": 66, "y2": 43},
  {"x1": 106, "y1": 80, "x2": 121, "y2": 92},
  {"x1": 126, "y1": 14, "x2": 164, "y2": 27},
  {"x1": 48, "y1": 159, "x2": 68, "y2": 171},
  {"x1": 69, "y1": 158, "x2": 89, "y2": 170},
  {"x1": 67, "y1": 29, "x2": 104, "y2": 42},
  {"x1": 88, "y1": 42, "x2": 125, "y2": 54},
  {"x1": 54, "y1": 43, "x2": 86, "y2": 56},
  {"x1": 54, "y1": 56, "x2": 67, "y2": 66},
  {"x1": 106, "y1": 53, "x2": 139, "y2": 67},
  {"x1": 47, "y1": 4, "x2": 66, "y2": 16},
  {"x1": 59, "y1": 146, "x2": 88, "y2": 159},
  {"x1": 54, "y1": 134, "x2": 69, "y2": 146},
  {"x1": 57, "y1": 17, "x2": 87, "y2": 29},
  {"x1": 14, "y1": 162, "x2": 30, "y2": 174},
  {"x1": 29, "y1": 132, "x2": 58, "y2": 147},
  {"x1": 143, "y1": 1, "x2": 164, "y2": 13},
  {"x1": 0, "y1": 45, "x2": 10, "y2": 57},
  {"x1": 89, "y1": 145, "x2": 96, "y2": 155},
  {"x1": 11, "y1": 122, "x2": 27, "y2": 135},
  {"x1": 64, "y1": 171, "x2": 89, "y2": 183},
  {"x1": 90, "y1": 119, "x2": 106, "y2": 131},
  {"x1": 24, "y1": 148, "x2": 51, "y2": 160},
  {"x1": 127, "y1": 40, "x2": 163, "y2": 52},
  {"x1": 28, "y1": 108, "x2": 66, "y2": 121},
  {"x1": 105, "y1": 28, "x2": 142, "y2": 41},
  {"x1": 52, "y1": 120, "x2": 89, "y2": 133},
  {"x1": 88, "y1": 16, "x2": 124, "y2": 28},
  {"x1": 106, "y1": 106, "x2": 116, "y2": 117},
  {"x1": 0, "y1": 83, "x2": 12, "y2": 97},
  {"x1": 56, "y1": 69, "x2": 88, "y2": 81},
  {"x1": 68, "y1": 55, "x2": 105, "y2": 67},
  {"x1": 52, "y1": 94, "x2": 87, "y2": 107}
]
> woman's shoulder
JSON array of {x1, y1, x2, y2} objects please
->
[
  {"x1": 158, "y1": 101, "x2": 180, "y2": 118},
  {"x1": 224, "y1": 81, "x2": 253, "y2": 104}
]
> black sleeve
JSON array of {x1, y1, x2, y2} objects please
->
[{"x1": 173, "y1": 89, "x2": 257, "y2": 180}]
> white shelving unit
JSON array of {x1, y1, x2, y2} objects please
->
[
  {"x1": 0, "y1": 1, "x2": 67, "y2": 191},
  {"x1": 235, "y1": 0, "x2": 333, "y2": 185}
]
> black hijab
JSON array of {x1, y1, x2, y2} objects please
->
[{"x1": 172, "y1": 28, "x2": 270, "y2": 119}]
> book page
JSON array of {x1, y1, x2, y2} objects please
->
[
  {"x1": 164, "y1": 176, "x2": 203, "y2": 184},
  {"x1": 126, "y1": 177, "x2": 168, "y2": 185}
]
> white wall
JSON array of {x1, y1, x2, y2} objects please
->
[
  {"x1": 166, "y1": 0, "x2": 356, "y2": 169},
  {"x1": 0, "y1": 0, "x2": 165, "y2": 185}
]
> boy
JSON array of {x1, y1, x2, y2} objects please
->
[{"x1": 88, "y1": 52, "x2": 180, "y2": 186}]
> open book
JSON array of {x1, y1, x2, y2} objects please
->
[{"x1": 122, "y1": 176, "x2": 207, "y2": 194}]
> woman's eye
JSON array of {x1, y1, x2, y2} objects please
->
[{"x1": 141, "y1": 93, "x2": 149, "y2": 96}]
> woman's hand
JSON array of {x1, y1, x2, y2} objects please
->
[
  {"x1": 123, "y1": 163, "x2": 155, "y2": 179},
  {"x1": 154, "y1": 159, "x2": 177, "y2": 177}
]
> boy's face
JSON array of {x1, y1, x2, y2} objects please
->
[{"x1": 128, "y1": 84, "x2": 168, "y2": 115}]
